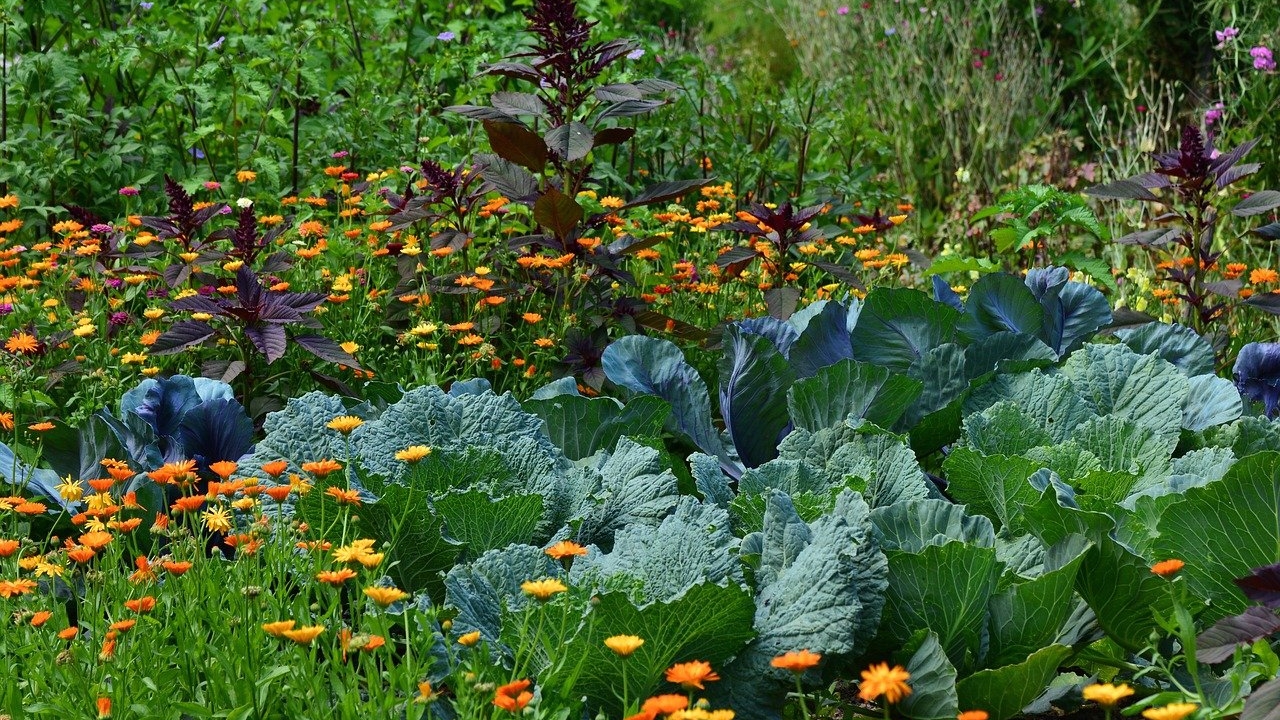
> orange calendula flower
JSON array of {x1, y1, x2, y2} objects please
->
[
  {"x1": 79, "y1": 531, "x2": 113, "y2": 550},
  {"x1": 1250, "y1": 268, "x2": 1279, "y2": 285},
  {"x1": 67, "y1": 546, "x2": 97, "y2": 564},
  {"x1": 325, "y1": 486, "x2": 362, "y2": 506},
  {"x1": 859, "y1": 662, "x2": 912, "y2": 703},
  {"x1": 163, "y1": 561, "x2": 192, "y2": 576},
  {"x1": 264, "y1": 485, "x2": 292, "y2": 502},
  {"x1": 5, "y1": 333, "x2": 40, "y2": 354},
  {"x1": 545, "y1": 540, "x2": 588, "y2": 559},
  {"x1": 394, "y1": 445, "x2": 432, "y2": 463},
  {"x1": 58, "y1": 626, "x2": 79, "y2": 640},
  {"x1": 262, "y1": 620, "x2": 296, "y2": 637},
  {"x1": 27, "y1": 422, "x2": 55, "y2": 432},
  {"x1": 302, "y1": 459, "x2": 343, "y2": 478},
  {"x1": 30, "y1": 610, "x2": 54, "y2": 627},
  {"x1": 97, "y1": 697, "x2": 112, "y2": 718},
  {"x1": 14, "y1": 501, "x2": 47, "y2": 515},
  {"x1": 493, "y1": 679, "x2": 534, "y2": 713},
  {"x1": 364, "y1": 586, "x2": 410, "y2": 606},
  {"x1": 125, "y1": 596, "x2": 156, "y2": 613},
  {"x1": 1151, "y1": 559, "x2": 1185, "y2": 577},
  {"x1": 521, "y1": 578, "x2": 567, "y2": 601},
  {"x1": 0, "y1": 412, "x2": 13, "y2": 430},
  {"x1": 458, "y1": 630, "x2": 482, "y2": 646},
  {"x1": 317, "y1": 568, "x2": 359, "y2": 585},
  {"x1": 666, "y1": 660, "x2": 721, "y2": 689},
  {"x1": 208, "y1": 460, "x2": 238, "y2": 479},
  {"x1": 771, "y1": 649, "x2": 822, "y2": 672},
  {"x1": 0, "y1": 539, "x2": 20, "y2": 557},
  {"x1": 282, "y1": 625, "x2": 325, "y2": 644},
  {"x1": 604, "y1": 635, "x2": 644, "y2": 657},
  {"x1": 642, "y1": 694, "x2": 689, "y2": 715},
  {"x1": 261, "y1": 460, "x2": 289, "y2": 477},
  {"x1": 958, "y1": 712, "x2": 989, "y2": 720},
  {"x1": 110, "y1": 619, "x2": 136, "y2": 633},
  {"x1": 171, "y1": 495, "x2": 205, "y2": 513}
]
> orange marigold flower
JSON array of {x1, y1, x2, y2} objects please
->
[
  {"x1": 859, "y1": 663, "x2": 912, "y2": 704},
  {"x1": 326, "y1": 415, "x2": 364, "y2": 434},
  {"x1": 110, "y1": 619, "x2": 136, "y2": 633},
  {"x1": 325, "y1": 486, "x2": 362, "y2": 506},
  {"x1": 317, "y1": 568, "x2": 359, "y2": 585},
  {"x1": 1141, "y1": 703, "x2": 1198, "y2": 720},
  {"x1": 1082, "y1": 683, "x2": 1134, "y2": 706},
  {"x1": 771, "y1": 649, "x2": 823, "y2": 672},
  {"x1": 545, "y1": 540, "x2": 588, "y2": 560},
  {"x1": 642, "y1": 694, "x2": 689, "y2": 715},
  {"x1": 1151, "y1": 559, "x2": 1185, "y2": 577},
  {"x1": 78, "y1": 531, "x2": 113, "y2": 550},
  {"x1": 264, "y1": 485, "x2": 292, "y2": 502},
  {"x1": 493, "y1": 679, "x2": 534, "y2": 713},
  {"x1": 14, "y1": 501, "x2": 48, "y2": 515},
  {"x1": 58, "y1": 626, "x2": 79, "y2": 640},
  {"x1": 208, "y1": 460, "x2": 238, "y2": 479},
  {"x1": 302, "y1": 459, "x2": 343, "y2": 478},
  {"x1": 0, "y1": 578, "x2": 38, "y2": 598},
  {"x1": 27, "y1": 422, "x2": 55, "y2": 433},
  {"x1": 958, "y1": 711, "x2": 989, "y2": 720},
  {"x1": 170, "y1": 495, "x2": 205, "y2": 513},
  {"x1": 163, "y1": 561, "x2": 193, "y2": 576},
  {"x1": 125, "y1": 596, "x2": 156, "y2": 613},
  {"x1": 261, "y1": 460, "x2": 289, "y2": 477},
  {"x1": 262, "y1": 620, "x2": 296, "y2": 637},
  {"x1": 30, "y1": 610, "x2": 53, "y2": 627},
  {"x1": 0, "y1": 412, "x2": 13, "y2": 430},
  {"x1": 665, "y1": 660, "x2": 721, "y2": 689},
  {"x1": 521, "y1": 578, "x2": 567, "y2": 600},
  {"x1": 5, "y1": 333, "x2": 39, "y2": 354},
  {"x1": 0, "y1": 539, "x2": 20, "y2": 557},
  {"x1": 97, "y1": 697, "x2": 112, "y2": 718},
  {"x1": 1251, "y1": 268, "x2": 1279, "y2": 285},
  {"x1": 67, "y1": 546, "x2": 97, "y2": 564}
]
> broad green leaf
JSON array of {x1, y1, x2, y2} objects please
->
[
  {"x1": 358, "y1": 476, "x2": 463, "y2": 601},
  {"x1": 851, "y1": 288, "x2": 960, "y2": 373},
  {"x1": 871, "y1": 499, "x2": 996, "y2": 553},
  {"x1": 788, "y1": 358, "x2": 923, "y2": 431},
  {"x1": 896, "y1": 632, "x2": 960, "y2": 720},
  {"x1": 1059, "y1": 344, "x2": 1188, "y2": 438},
  {"x1": 986, "y1": 536, "x2": 1089, "y2": 667},
  {"x1": 523, "y1": 393, "x2": 669, "y2": 461},
  {"x1": 942, "y1": 448, "x2": 1045, "y2": 532},
  {"x1": 573, "y1": 438, "x2": 681, "y2": 548},
  {"x1": 963, "y1": 402, "x2": 1054, "y2": 456},
  {"x1": 435, "y1": 490, "x2": 543, "y2": 555},
  {"x1": 959, "y1": 273, "x2": 1045, "y2": 342},
  {"x1": 1155, "y1": 452, "x2": 1280, "y2": 619},
  {"x1": 879, "y1": 542, "x2": 1003, "y2": 671},
  {"x1": 963, "y1": 370, "x2": 1095, "y2": 443},
  {"x1": 444, "y1": 545, "x2": 562, "y2": 645},
  {"x1": 1071, "y1": 415, "x2": 1174, "y2": 476},
  {"x1": 955, "y1": 645, "x2": 1073, "y2": 720},
  {"x1": 720, "y1": 326, "x2": 796, "y2": 468},
  {"x1": 1181, "y1": 374, "x2": 1243, "y2": 432},
  {"x1": 900, "y1": 343, "x2": 968, "y2": 429},
  {"x1": 1115, "y1": 323, "x2": 1215, "y2": 377}
]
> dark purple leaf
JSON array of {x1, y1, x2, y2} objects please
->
[
  {"x1": 490, "y1": 91, "x2": 547, "y2": 117},
  {"x1": 545, "y1": 122, "x2": 595, "y2": 162},
  {"x1": 634, "y1": 310, "x2": 710, "y2": 342},
  {"x1": 163, "y1": 263, "x2": 191, "y2": 288},
  {"x1": 622, "y1": 178, "x2": 712, "y2": 209},
  {"x1": 446, "y1": 104, "x2": 521, "y2": 123},
  {"x1": 140, "y1": 216, "x2": 181, "y2": 237},
  {"x1": 533, "y1": 188, "x2": 584, "y2": 240},
  {"x1": 150, "y1": 321, "x2": 216, "y2": 355},
  {"x1": 482, "y1": 120, "x2": 548, "y2": 173},
  {"x1": 1205, "y1": 279, "x2": 1243, "y2": 298},
  {"x1": 1195, "y1": 606, "x2": 1280, "y2": 663},
  {"x1": 244, "y1": 323, "x2": 287, "y2": 363},
  {"x1": 764, "y1": 287, "x2": 801, "y2": 320},
  {"x1": 259, "y1": 251, "x2": 294, "y2": 273},
  {"x1": 475, "y1": 153, "x2": 540, "y2": 204},
  {"x1": 1217, "y1": 163, "x2": 1261, "y2": 189},
  {"x1": 1243, "y1": 676, "x2": 1280, "y2": 720},
  {"x1": 1245, "y1": 293, "x2": 1280, "y2": 316},
  {"x1": 1084, "y1": 178, "x2": 1162, "y2": 202},
  {"x1": 809, "y1": 260, "x2": 866, "y2": 290},
  {"x1": 1253, "y1": 222, "x2": 1280, "y2": 240},
  {"x1": 714, "y1": 246, "x2": 760, "y2": 277},
  {"x1": 170, "y1": 295, "x2": 225, "y2": 314},
  {"x1": 598, "y1": 99, "x2": 667, "y2": 120},
  {"x1": 309, "y1": 369, "x2": 357, "y2": 397},
  {"x1": 595, "y1": 84, "x2": 644, "y2": 102},
  {"x1": 480, "y1": 61, "x2": 542, "y2": 82},
  {"x1": 634, "y1": 78, "x2": 680, "y2": 94},
  {"x1": 1235, "y1": 563, "x2": 1280, "y2": 608},
  {"x1": 607, "y1": 234, "x2": 663, "y2": 256},
  {"x1": 1209, "y1": 138, "x2": 1260, "y2": 175},
  {"x1": 593, "y1": 127, "x2": 636, "y2": 147},
  {"x1": 271, "y1": 291, "x2": 327, "y2": 313},
  {"x1": 294, "y1": 335, "x2": 362, "y2": 369},
  {"x1": 1115, "y1": 228, "x2": 1181, "y2": 246},
  {"x1": 201, "y1": 359, "x2": 246, "y2": 383},
  {"x1": 1233, "y1": 191, "x2": 1280, "y2": 217}
]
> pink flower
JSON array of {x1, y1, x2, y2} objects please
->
[
  {"x1": 836, "y1": 4, "x2": 850, "y2": 13},
  {"x1": 118, "y1": 187, "x2": 139, "y2": 196},
  {"x1": 1251, "y1": 46, "x2": 1276, "y2": 72},
  {"x1": 1215, "y1": 27, "x2": 1239, "y2": 45}
]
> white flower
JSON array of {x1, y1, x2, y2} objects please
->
[{"x1": 237, "y1": 197, "x2": 253, "y2": 208}]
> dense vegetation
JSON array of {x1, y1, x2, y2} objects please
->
[{"x1": 3, "y1": 1, "x2": 1280, "y2": 719}]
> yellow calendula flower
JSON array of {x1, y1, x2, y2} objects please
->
[
  {"x1": 1082, "y1": 684, "x2": 1134, "y2": 707},
  {"x1": 201, "y1": 507, "x2": 232, "y2": 534},
  {"x1": 363, "y1": 586, "x2": 409, "y2": 606},
  {"x1": 604, "y1": 635, "x2": 644, "y2": 657},
  {"x1": 457, "y1": 630, "x2": 482, "y2": 646},
  {"x1": 326, "y1": 415, "x2": 364, "y2": 434},
  {"x1": 56, "y1": 476, "x2": 85, "y2": 503},
  {"x1": 395, "y1": 445, "x2": 432, "y2": 463},
  {"x1": 1142, "y1": 704, "x2": 1198, "y2": 720},
  {"x1": 521, "y1": 578, "x2": 567, "y2": 601}
]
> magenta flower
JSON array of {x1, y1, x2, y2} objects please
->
[
  {"x1": 1215, "y1": 27, "x2": 1239, "y2": 46},
  {"x1": 118, "y1": 186, "x2": 139, "y2": 196},
  {"x1": 1204, "y1": 102, "x2": 1224, "y2": 126},
  {"x1": 1251, "y1": 46, "x2": 1276, "y2": 71},
  {"x1": 836, "y1": 4, "x2": 849, "y2": 14}
]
